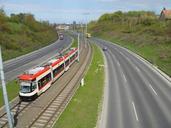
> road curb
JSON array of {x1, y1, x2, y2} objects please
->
[{"x1": 95, "y1": 43, "x2": 108, "y2": 128}]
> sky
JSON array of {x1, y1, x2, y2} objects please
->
[{"x1": 0, "y1": 0, "x2": 171, "y2": 23}]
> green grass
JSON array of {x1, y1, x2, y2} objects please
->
[
  {"x1": 0, "y1": 80, "x2": 19, "y2": 107},
  {"x1": 53, "y1": 45, "x2": 104, "y2": 128},
  {"x1": 71, "y1": 37, "x2": 78, "y2": 48},
  {"x1": 66, "y1": 31, "x2": 78, "y2": 48}
]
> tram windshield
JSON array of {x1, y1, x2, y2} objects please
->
[{"x1": 20, "y1": 82, "x2": 31, "y2": 93}]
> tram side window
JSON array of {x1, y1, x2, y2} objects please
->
[
  {"x1": 53, "y1": 63, "x2": 64, "y2": 77},
  {"x1": 31, "y1": 82, "x2": 37, "y2": 92},
  {"x1": 73, "y1": 52, "x2": 77, "y2": 59},
  {"x1": 70, "y1": 55, "x2": 75, "y2": 62},
  {"x1": 38, "y1": 73, "x2": 52, "y2": 89},
  {"x1": 73, "y1": 53, "x2": 77, "y2": 60},
  {"x1": 75, "y1": 52, "x2": 78, "y2": 57},
  {"x1": 65, "y1": 59, "x2": 69, "y2": 66}
]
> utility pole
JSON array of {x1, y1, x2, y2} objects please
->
[
  {"x1": 86, "y1": 23, "x2": 87, "y2": 41},
  {"x1": 78, "y1": 33, "x2": 80, "y2": 62},
  {"x1": 85, "y1": 23, "x2": 88, "y2": 48},
  {"x1": 82, "y1": 12, "x2": 90, "y2": 49},
  {"x1": 0, "y1": 47, "x2": 14, "y2": 128},
  {"x1": 80, "y1": 23, "x2": 84, "y2": 47},
  {"x1": 81, "y1": 23, "x2": 84, "y2": 35},
  {"x1": 86, "y1": 22, "x2": 88, "y2": 34},
  {"x1": 83, "y1": 23, "x2": 86, "y2": 48}
]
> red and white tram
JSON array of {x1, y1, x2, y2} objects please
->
[{"x1": 18, "y1": 48, "x2": 78, "y2": 100}]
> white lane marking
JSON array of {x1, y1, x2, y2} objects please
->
[
  {"x1": 125, "y1": 56, "x2": 132, "y2": 63},
  {"x1": 119, "y1": 51, "x2": 125, "y2": 56},
  {"x1": 148, "y1": 84, "x2": 158, "y2": 96},
  {"x1": 132, "y1": 102, "x2": 139, "y2": 122},
  {"x1": 111, "y1": 53, "x2": 116, "y2": 60},
  {"x1": 121, "y1": 72, "x2": 127, "y2": 83},
  {"x1": 135, "y1": 66, "x2": 140, "y2": 72},
  {"x1": 117, "y1": 61, "x2": 120, "y2": 67},
  {"x1": 126, "y1": 57, "x2": 130, "y2": 61}
]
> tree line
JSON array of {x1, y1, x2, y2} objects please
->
[
  {"x1": 0, "y1": 8, "x2": 57, "y2": 60},
  {"x1": 89, "y1": 10, "x2": 171, "y2": 35}
]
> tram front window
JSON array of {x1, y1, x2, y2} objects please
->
[{"x1": 20, "y1": 82, "x2": 31, "y2": 93}]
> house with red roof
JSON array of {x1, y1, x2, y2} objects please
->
[{"x1": 160, "y1": 8, "x2": 171, "y2": 20}]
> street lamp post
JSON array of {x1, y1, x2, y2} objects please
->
[
  {"x1": 82, "y1": 12, "x2": 90, "y2": 49},
  {"x1": 78, "y1": 33, "x2": 80, "y2": 62},
  {"x1": 85, "y1": 22, "x2": 88, "y2": 47},
  {"x1": 0, "y1": 47, "x2": 14, "y2": 128}
]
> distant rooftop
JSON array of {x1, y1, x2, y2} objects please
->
[{"x1": 160, "y1": 8, "x2": 171, "y2": 20}]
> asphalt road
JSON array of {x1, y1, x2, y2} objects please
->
[
  {"x1": 4, "y1": 33, "x2": 72, "y2": 81},
  {"x1": 93, "y1": 38, "x2": 171, "y2": 128}
]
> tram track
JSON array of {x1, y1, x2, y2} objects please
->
[
  {"x1": 0, "y1": 39, "x2": 91, "y2": 128},
  {"x1": 0, "y1": 101, "x2": 32, "y2": 127},
  {"x1": 28, "y1": 42, "x2": 92, "y2": 128}
]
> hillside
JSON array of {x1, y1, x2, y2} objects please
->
[
  {"x1": 0, "y1": 9, "x2": 58, "y2": 61},
  {"x1": 89, "y1": 11, "x2": 171, "y2": 76}
]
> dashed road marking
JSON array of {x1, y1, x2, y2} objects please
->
[
  {"x1": 117, "y1": 61, "x2": 120, "y2": 67},
  {"x1": 149, "y1": 84, "x2": 158, "y2": 96},
  {"x1": 135, "y1": 66, "x2": 140, "y2": 72},
  {"x1": 132, "y1": 102, "x2": 139, "y2": 122},
  {"x1": 126, "y1": 57, "x2": 130, "y2": 61},
  {"x1": 119, "y1": 51, "x2": 124, "y2": 56},
  {"x1": 121, "y1": 72, "x2": 127, "y2": 83}
]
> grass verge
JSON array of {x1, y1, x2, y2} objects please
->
[
  {"x1": 67, "y1": 31, "x2": 78, "y2": 48},
  {"x1": 53, "y1": 44, "x2": 104, "y2": 128},
  {"x1": 0, "y1": 80, "x2": 19, "y2": 107},
  {"x1": 71, "y1": 37, "x2": 78, "y2": 48}
]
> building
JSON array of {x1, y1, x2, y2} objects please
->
[
  {"x1": 73, "y1": 21, "x2": 77, "y2": 30},
  {"x1": 56, "y1": 24, "x2": 70, "y2": 30},
  {"x1": 160, "y1": 8, "x2": 171, "y2": 20}
]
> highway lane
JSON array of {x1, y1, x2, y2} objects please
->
[
  {"x1": 93, "y1": 38, "x2": 171, "y2": 128},
  {"x1": 4, "y1": 33, "x2": 72, "y2": 81}
]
